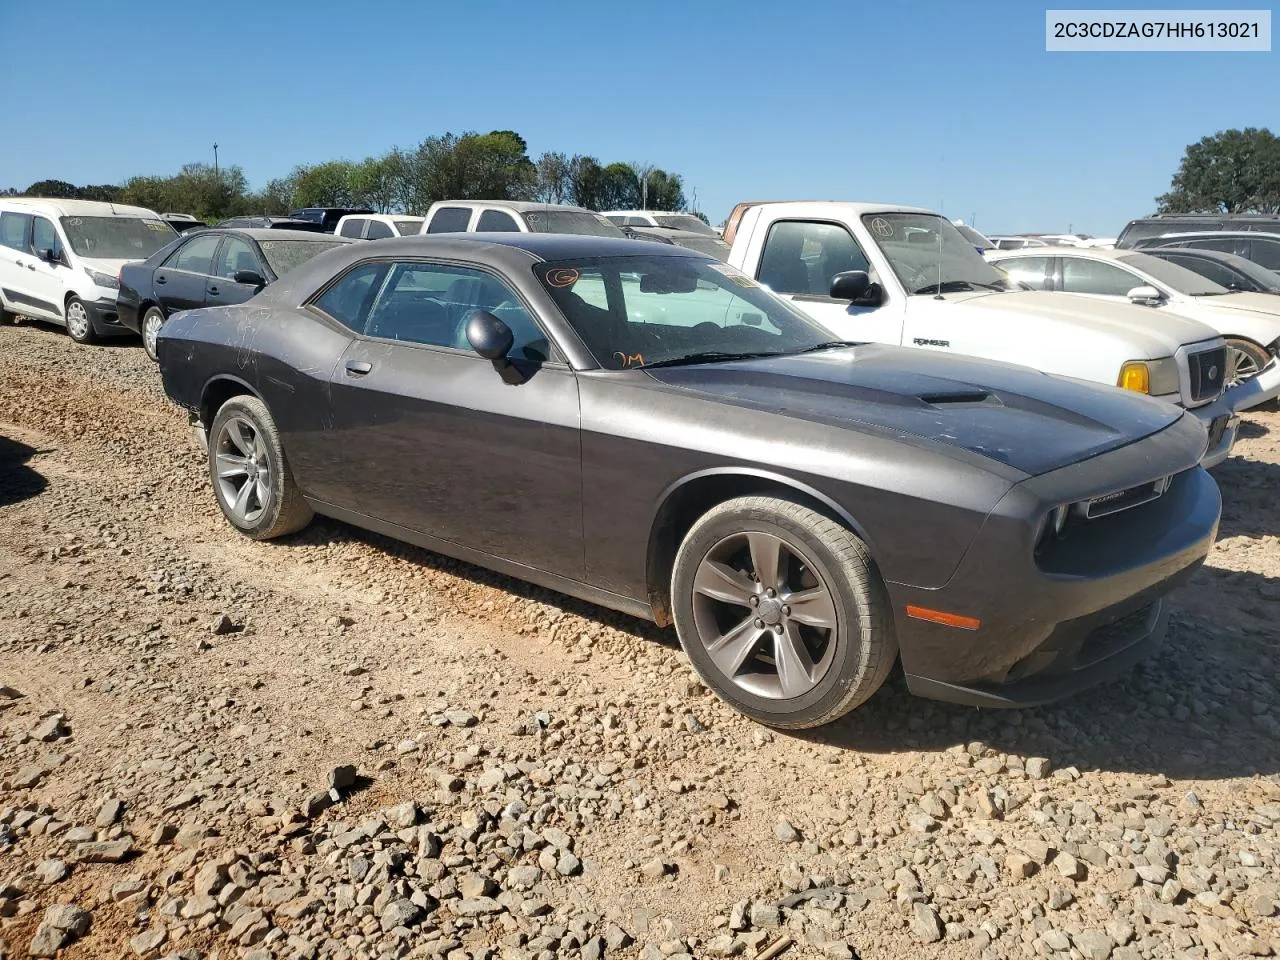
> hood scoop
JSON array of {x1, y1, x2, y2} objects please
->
[{"x1": 920, "y1": 389, "x2": 995, "y2": 407}]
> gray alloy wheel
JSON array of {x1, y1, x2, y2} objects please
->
[
  {"x1": 64, "y1": 297, "x2": 96, "y2": 344},
  {"x1": 1225, "y1": 338, "x2": 1269, "y2": 387},
  {"x1": 142, "y1": 307, "x2": 165, "y2": 362},
  {"x1": 671, "y1": 495, "x2": 897, "y2": 729},
  {"x1": 207, "y1": 395, "x2": 313, "y2": 540}
]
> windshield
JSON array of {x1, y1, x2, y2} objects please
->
[
  {"x1": 394, "y1": 219, "x2": 424, "y2": 235},
  {"x1": 953, "y1": 223, "x2": 992, "y2": 250},
  {"x1": 653, "y1": 214, "x2": 717, "y2": 235},
  {"x1": 60, "y1": 216, "x2": 176, "y2": 260},
  {"x1": 861, "y1": 213, "x2": 1012, "y2": 294},
  {"x1": 1116, "y1": 252, "x2": 1228, "y2": 296},
  {"x1": 522, "y1": 210, "x2": 624, "y2": 237},
  {"x1": 258, "y1": 239, "x2": 348, "y2": 277},
  {"x1": 536, "y1": 255, "x2": 834, "y2": 369}
]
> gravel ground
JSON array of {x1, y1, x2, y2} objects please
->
[{"x1": 0, "y1": 319, "x2": 1277, "y2": 960}]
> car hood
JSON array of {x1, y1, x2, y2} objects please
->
[
  {"x1": 1167, "y1": 292, "x2": 1280, "y2": 345},
  {"x1": 643, "y1": 345, "x2": 1185, "y2": 477},
  {"x1": 79, "y1": 256, "x2": 136, "y2": 275},
  {"x1": 921, "y1": 289, "x2": 1219, "y2": 352}
]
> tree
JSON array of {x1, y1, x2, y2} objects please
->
[
  {"x1": 534, "y1": 152, "x2": 571, "y2": 204},
  {"x1": 644, "y1": 169, "x2": 686, "y2": 211},
  {"x1": 25, "y1": 180, "x2": 81, "y2": 199},
  {"x1": 290, "y1": 161, "x2": 357, "y2": 208},
  {"x1": 1157, "y1": 127, "x2": 1280, "y2": 214}
]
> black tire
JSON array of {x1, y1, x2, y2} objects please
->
[
  {"x1": 64, "y1": 296, "x2": 98, "y2": 344},
  {"x1": 670, "y1": 495, "x2": 896, "y2": 729},
  {"x1": 0, "y1": 303, "x2": 16, "y2": 326},
  {"x1": 141, "y1": 306, "x2": 166, "y2": 362},
  {"x1": 1226, "y1": 337, "x2": 1271, "y2": 387},
  {"x1": 208, "y1": 395, "x2": 313, "y2": 540}
]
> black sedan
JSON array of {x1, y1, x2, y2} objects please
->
[
  {"x1": 1139, "y1": 247, "x2": 1280, "y2": 295},
  {"x1": 118, "y1": 228, "x2": 350, "y2": 360},
  {"x1": 156, "y1": 234, "x2": 1220, "y2": 728}
]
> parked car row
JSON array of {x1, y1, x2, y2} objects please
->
[{"x1": 7, "y1": 190, "x2": 1280, "y2": 731}]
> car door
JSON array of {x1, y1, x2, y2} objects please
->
[
  {"x1": 753, "y1": 219, "x2": 905, "y2": 345},
  {"x1": 24, "y1": 216, "x2": 70, "y2": 318},
  {"x1": 0, "y1": 211, "x2": 59, "y2": 319},
  {"x1": 206, "y1": 236, "x2": 267, "y2": 307},
  {"x1": 155, "y1": 233, "x2": 222, "y2": 312},
  {"x1": 321, "y1": 258, "x2": 584, "y2": 578}
]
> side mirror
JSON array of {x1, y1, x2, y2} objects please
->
[
  {"x1": 234, "y1": 270, "x2": 267, "y2": 289},
  {"x1": 40, "y1": 247, "x2": 60, "y2": 265},
  {"x1": 1126, "y1": 284, "x2": 1163, "y2": 304},
  {"x1": 830, "y1": 270, "x2": 871, "y2": 301},
  {"x1": 465, "y1": 310, "x2": 514, "y2": 361}
]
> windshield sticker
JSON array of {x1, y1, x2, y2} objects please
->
[
  {"x1": 145, "y1": 221, "x2": 169, "y2": 231},
  {"x1": 870, "y1": 217, "x2": 895, "y2": 239},
  {"x1": 613, "y1": 351, "x2": 645, "y2": 367},
  {"x1": 708, "y1": 262, "x2": 757, "y2": 287},
  {"x1": 546, "y1": 268, "x2": 580, "y2": 288},
  {"x1": 66, "y1": 217, "x2": 83, "y2": 226}
]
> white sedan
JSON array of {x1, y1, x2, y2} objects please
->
[{"x1": 988, "y1": 246, "x2": 1280, "y2": 389}]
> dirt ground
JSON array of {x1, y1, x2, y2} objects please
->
[{"x1": 0, "y1": 320, "x2": 1277, "y2": 960}]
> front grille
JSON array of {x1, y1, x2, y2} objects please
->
[{"x1": 1187, "y1": 347, "x2": 1226, "y2": 402}]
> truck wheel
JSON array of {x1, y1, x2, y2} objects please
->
[
  {"x1": 1226, "y1": 338, "x2": 1270, "y2": 387},
  {"x1": 65, "y1": 297, "x2": 98, "y2": 344},
  {"x1": 670, "y1": 495, "x2": 896, "y2": 729},
  {"x1": 208, "y1": 395, "x2": 313, "y2": 540}
]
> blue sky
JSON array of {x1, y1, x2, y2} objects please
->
[{"x1": 2, "y1": 0, "x2": 1275, "y2": 235}]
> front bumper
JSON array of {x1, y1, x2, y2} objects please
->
[
  {"x1": 890, "y1": 418, "x2": 1220, "y2": 708},
  {"x1": 1226, "y1": 356, "x2": 1280, "y2": 413},
  {"x1": 82, "y1": 297, "x2": 133, "y2": 338}
]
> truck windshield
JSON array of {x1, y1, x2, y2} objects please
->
[
  {"x1": 861, "y1": 213, "x2": 1014, "y2": 295},
  {"x1": 653, "y1": 214, "x2": 718, "y2": 235},
  {"x1": 60, "y1": 217, "x2": 177, "y2": 260},
  {"x1": 536, "y1": 255, "x2": 834, "y2": 369},
  {"x1": 522, "y1": 210, "x2": 625, "y2": 238}
]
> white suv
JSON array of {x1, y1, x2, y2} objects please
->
[
  {"x1": 334, "y1": 213, "x2": 425, "y2": 240},
  {"x1": 0, "y1": 198, "x2": 177, "y2": 343},
  {"x1": 419, "y1": 201, "x2": 623, "y2": 237}
]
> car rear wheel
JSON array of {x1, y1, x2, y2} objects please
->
[
  {"x1": 208, "y1": 395, "x2": 313, "y2": 540},
  {"x1": 1225, "y1": 337, "x2": 1270, "y2": 387},
  {"x1": 65, "y1": 297, "x2": 98, "y2": 344},
  {"x1": 671, "y1": 495, "x2": 896, "y2": 729},
  {"x1": 142, "y1": 307, "x2": 166, "y2": 362}
]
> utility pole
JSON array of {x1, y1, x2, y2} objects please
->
[
  {"x1": 213, "y1": 142, "x2": 219, "y2": 180},
  {"x1": 632, "y1": 162, "x2": 655, "y2": 210},
  {"x1": 690, "y1": 186, "x2": 698, "y2": 215}
]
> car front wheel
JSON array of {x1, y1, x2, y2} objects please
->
[
  {"x1": 1226, "y1": 337, "x2": 1271, "y2": 387},
  {"x1": 65, "y1": 297, "x2": 97, "y2": 344},
  {"x1": 208, "y1": 395, "x2": 313, "y2": 540},
  {"x1": 671, "y1": 495, "x2": 896, "y2": 729},
  {"x1": 142, "y1": 307, "x2": 166, "y2": 362}
]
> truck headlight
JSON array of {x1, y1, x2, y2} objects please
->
[
  {"x1": 85, "y1": 267, "x2": 119, "y2": 291},
  {"x1": 1118, "y1": 358, "x2": 1178, "y2": 396}
]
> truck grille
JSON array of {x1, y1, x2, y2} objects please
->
[{"x1": 1187, "y1": 347, "x2": 1226, "y2": 402}]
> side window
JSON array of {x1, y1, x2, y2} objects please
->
[
  {"x1": 1060, "y1": 258, "x2": 1142, "y2": 296},
  {"x1": 365, "y1": 220, "x2": 394, "y2": 240},
  {"x1": 313, "y1": 261, "x2": 390, "y2": 331},
  {"x1": 364, "y1": 262, "x2": 549, "y2": 360},
  {"x1": 216, "y1": 237, "x2": 263, "y2": 281},
  {"x1": 1163, "y1": 255, "x2": 1240, "y2": 289},
  {"x1": 31, "y1": 217, "x2": 63, "y2": 258},
  {"x1": 426, "y1": 207, "x2": 472, "y2": 233},
  {"x1": 164, "y1": 234, "x2": 222, "y2": 274},
  {"x1": 0, "y1": 212, "x2": 32, "y2": 251},
  {"x1": 1184, "y1": 236, "x2": 1239, "y2": 256},
  {"x1": 757, "y1": 220, "x2": 869, "y2": 297},
  {"x1": 996, "y1": 256, "x2": 1052, "y2": 290},
  {"x1": 338, "y1": 219, "x2": 366, "y2": 239},
  {"x1": 476, "y1": 210, "x2": 519, "y2": 232}
]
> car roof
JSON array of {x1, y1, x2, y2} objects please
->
[
  {"x1": 208, "y1": 228, "x2": 351, "y2": 242},
  {"x1": 0, "y1": 197, "x2": 161, "y2": 218},
  {"x1": 430, "y1": 200, "x2": 600, "y2": 215},
  {"x1": 989, "y1": 246, "x2": 1134, "y2": 261},
  {"x1": 1143, "y1": 247, "x2": 1250, "y2": 263},
  {"x1": 359, "y1": 232, "x2": 705, "y2": 260},
  {"x1": 742, "y1": 200, "x2": 938, "y2": 218},
  {"x1": 1152, "y1": 230, "x2": 1280, "y2": 240}
]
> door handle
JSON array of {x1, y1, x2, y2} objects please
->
[
  {"x1": 156, "y1": 275, "x2": 167, "y2": 285},
  {"x1": 345, "y1": 360, "x2": 373, "y2": 375},
  {"x1": 26, "y1": 263, "x2": 36, "y2": 271},
  {"x1": 208, "y1": 285, "x2": 220, "y2": 295}
]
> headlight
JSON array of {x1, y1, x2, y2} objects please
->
[
  {"x1": 85, "y1": 268, "x2": 119, "y2": 290},
  {"x1": 1117, "y1": 357, "x2": 1178, "y2": 396}
]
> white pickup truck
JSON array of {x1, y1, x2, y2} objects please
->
[{"x1": 725, "y1": 201, "x2": 1280, "y2": 468}]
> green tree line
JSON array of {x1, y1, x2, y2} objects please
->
[
  {"x1": 2, "y1": 130, "x2": 695, "y2": 222},
  {"x1": 1157, "y1": 127, "x2": 1280, "y2": 214}
]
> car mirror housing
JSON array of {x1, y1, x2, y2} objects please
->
[
  {"x1": 830, "y1": 270, "x2": 871, "y2": 301},
  {"x1": 40, "y1": 247, "x2": 61, "y2": 266},
  {"x1": 234, "y1": 270, "x2": 267, "y2": 289},
  {"x1": 1126, "y1": 284, "x2": 1163, "y2": 305},
  {"x1": 466, "y1": 310, "x2": 515, "y2": 361}
]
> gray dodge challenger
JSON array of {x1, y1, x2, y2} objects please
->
[{"x1": 157, "y1": 234, "x2": 1221, "y2": 729}]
